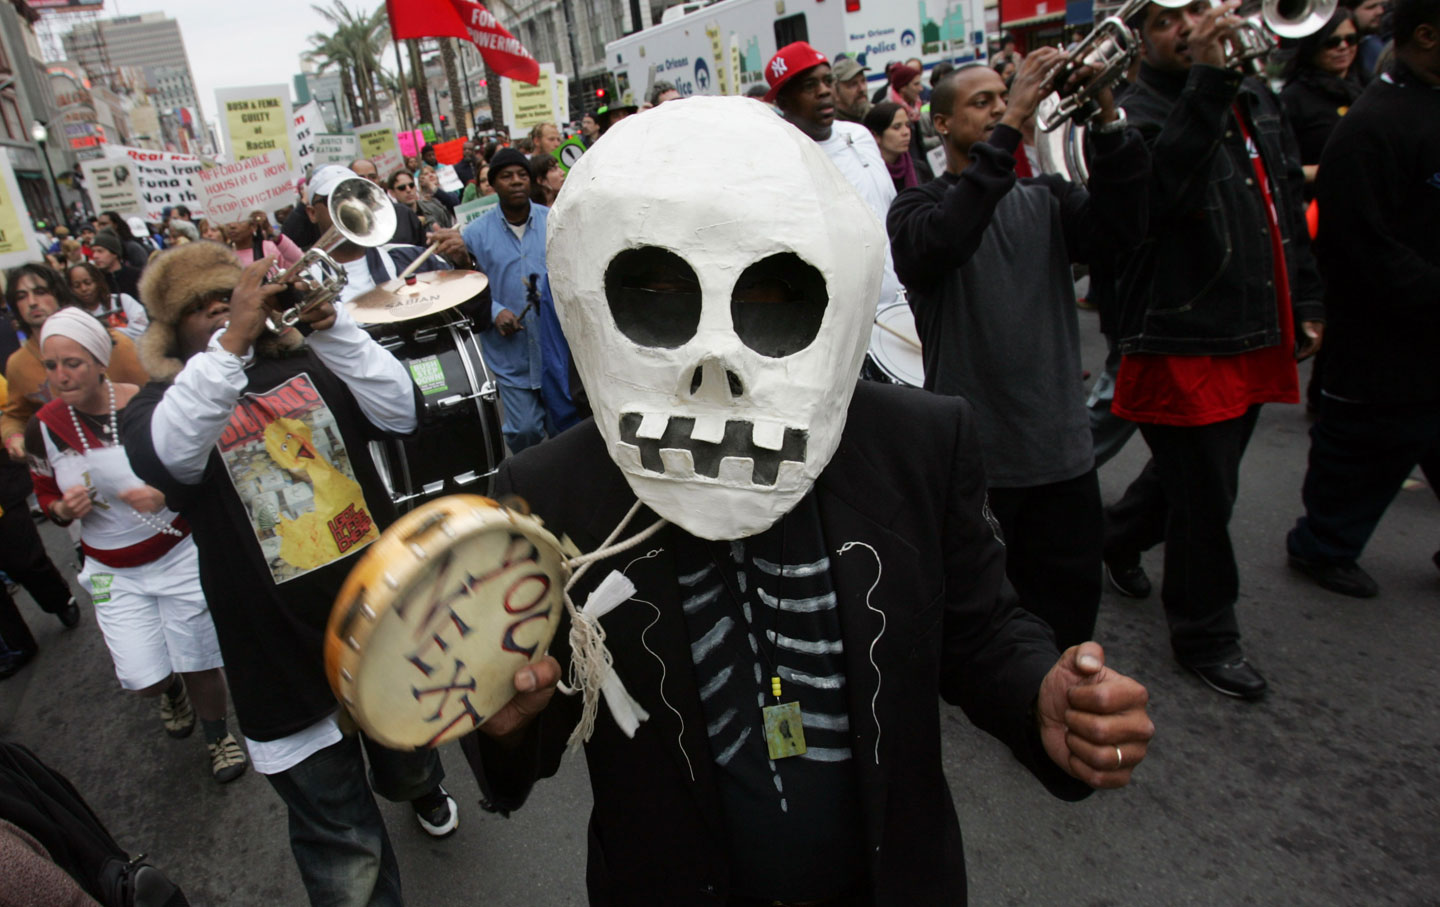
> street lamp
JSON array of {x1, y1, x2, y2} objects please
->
[{"x1": 30, "y1": 121, "x2": 65, "y2": 226}]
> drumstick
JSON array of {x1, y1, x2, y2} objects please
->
[
  {"x1": 875, "y1": 318, "x2": 922, "y2": 351},
  {"x1": 396, "y1": 240, "x2": 442, "y2": 280}
]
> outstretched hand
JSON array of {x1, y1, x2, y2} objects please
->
[
  {"x1": 481, "y1": 655, "x2": 562, "y2": 744},
  {"x1": 1037, "y1": 642, "x2": 1154, "y2": 788}
]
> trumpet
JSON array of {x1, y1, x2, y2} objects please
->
[
  {"x1": 1037, "y1": 0, "x2": 1337, "y2": 154},
  {"x1": 1038, "y1": 0, "x2": 1190, "y2": 133},
  {"x1": 1223, "y1": 0, "x2": 1339, "y2": 65},
  {"x1": 263, "y1": 176, "x2": 396, "y2": 333}
]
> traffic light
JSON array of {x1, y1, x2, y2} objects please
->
[{"x1": 595, "y1": 87, "x2": 606, "y2": 99}]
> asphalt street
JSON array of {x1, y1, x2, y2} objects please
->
[{"x1": 1, "y1": 310, "x2": 1436, "y2": 906}]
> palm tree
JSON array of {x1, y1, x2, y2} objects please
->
[
  {"x1": 304, "y1": 31, "x2": 361, "y2": 129},
  {"x1": 440, "y1": 38, "x2": 466, "y2": 135},
  {"x1": 312, "y1": 1, "x2": 388, "y2": 124},
  {"x1": 408, "y1": 39, "x2": 433, "y2": 126}
]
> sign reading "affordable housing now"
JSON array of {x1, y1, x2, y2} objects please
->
[{"x1": 196, "y1": 150, "x2": 294, "y2": 220}]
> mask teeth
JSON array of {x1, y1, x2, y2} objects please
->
[
  {"x1": 614, "y1": 442, "x2": 645, "y2": 472},
  {"x1": 637, "y1": 412, "x2": 669, "y2": 440},
  {"x1": 774, "y1": 460, "x2": 806, "y2": 487},
  {"x1": 690, "y1": 413, "x2": 727, "y2": 444},
  {"x1": 717, "y1": 456, "x2": 755, "y2": 485},
  {"x1": 751, "y1": 420, "x2": 787, "y2": 452},
  {"x1": 659, "y1": 447, "x2": 697, "y2": 478}
]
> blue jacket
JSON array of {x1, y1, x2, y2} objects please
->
[{"x1": 461, "y1": 202, "x2": 548, "y2": 389}]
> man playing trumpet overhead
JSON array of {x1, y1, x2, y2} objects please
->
[
  {"x1": 119, "y1": 241, "x2": 459, "y2": 905},
  {"x1": 887, "y1": 52, "x2": 1151, "y2": 653},
  {"x1": 1101, "y1": 0, "x2": 1325, "y2": 700}
]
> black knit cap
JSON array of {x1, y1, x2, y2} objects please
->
[{"x1": 487, "y1": 148, "x2": 532, "y2": 184}]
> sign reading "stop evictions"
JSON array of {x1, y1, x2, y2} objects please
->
[{"x1": 196, "y1": 149, "x2": 296, "y2": 220}]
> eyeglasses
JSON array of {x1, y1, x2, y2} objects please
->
[{"x1": 1322, "y1": 33, "x2": 1360, "y2": 48}]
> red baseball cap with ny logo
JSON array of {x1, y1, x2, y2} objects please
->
[{"x1": 762, "y1": 41, "x2": 828, "y2": 103}]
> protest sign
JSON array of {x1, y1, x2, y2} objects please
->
[
  {"x1": 432, "y1": 138, "x2": 466, "y2": 165},
  {"x1": 355, "y1": 122, "x2": 405, "y2": 177},
  {"x1": 217, "y1": 84, "x2": 295, "y2": 168},
  {"x1": 292, "y1": 101, "x2": 324, "y2": 179},
  {"x1": 454, "y1": 194, "x2": 498, "y2": 228},
  {"x1": 196, "y1": 150, "x2": 295, "y2": 221},
  {"x1": 0, "y1": 155, "x2": 42, "y2": 270},
  {"x1": 315, "y1": 133, "x2": 358, "y2": 165},
  {"x1": 397, "y1": 129, "x2": 424, "y2": 160},
  {"x1": 500, "y1": 62, "x2": 560, "y2": 132},
  {"x1": 553, "y1": 137, "x2": 586, "y2": 173},
  {"x1": 83, "y1": 146, "x2": 204, "y2": 221}
]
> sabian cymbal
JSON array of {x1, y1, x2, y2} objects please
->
[{"x1": 347, "y1": 270, "x2": 489, "y2": 324}]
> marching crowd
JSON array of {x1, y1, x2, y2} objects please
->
[{"x1": 0, "y1": 0, "x2": 1435, "y2": 902}]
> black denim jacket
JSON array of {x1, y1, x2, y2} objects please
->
[{"x1": 1114, "y1": 63, "x2": 1324, "y2": 356}]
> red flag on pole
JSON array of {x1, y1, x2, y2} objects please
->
[
  {"x1": 386, "y1": 0, "x2": 540, "y2": 85},
  {"x1": 386, "y1": 0, "x2": 467, "y2": 39}
]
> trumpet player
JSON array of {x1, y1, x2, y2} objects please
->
[
  {"x1": 1102, "y1": 0, "x2": 1326, "y2": 700},
  {"x1": 888, "y1": 52, "x2": 1151, "y2": 650}
]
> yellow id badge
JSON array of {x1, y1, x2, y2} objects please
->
[{"x1": 762, "y1": 701, "x2": 807, "y2": 760}]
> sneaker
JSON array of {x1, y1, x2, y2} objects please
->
[
  {"x1": 159, "y1": 684, "x2": 196, "y2": 738},
  {"x1": 208, "y1": 733, "x2": 248, "y2": 783},
  {"x1": 57, "y1": 597, "x2": 81, "y2": 629},
  {"x1": 1105, "y1": 559, "x2": 1152, "y2": 599},
  {"x1": 412, "y1": 785, "x2": 459, "y2": 838},
  {"x1": 1288, "y1": 555, "x2": 1379, "y2": 598}
]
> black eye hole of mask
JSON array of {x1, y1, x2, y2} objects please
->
[
  {"x1": 731, "y1": 253, "x2": 828, "y2": 358},
  {"x1": 605, "y1": 246, "x2": 702, "y2": 349}
]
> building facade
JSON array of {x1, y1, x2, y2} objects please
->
[{"x1": 61, "y1": 11, "x2": 205, "y2": 145}]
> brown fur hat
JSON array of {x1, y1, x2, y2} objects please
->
[{"x1": 137, "y1": 241, "x2": 242, "y2": 382}]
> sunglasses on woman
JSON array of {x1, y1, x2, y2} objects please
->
[{"x1": 1322, "y1": 33, "x2": 1360, "y2": 49}]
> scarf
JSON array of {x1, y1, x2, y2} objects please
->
[{"x1": 886, "y1": 151, "x2": 917, "y2": 191}]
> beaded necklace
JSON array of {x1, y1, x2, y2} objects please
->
[{"x1": 68, "y1": 377, "x2": 182, "y2": 538}]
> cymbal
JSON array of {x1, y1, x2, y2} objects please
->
[{"x1": 347, "y1": 270, "x2": 489, "y2": 324}]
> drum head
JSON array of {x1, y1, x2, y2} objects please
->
[
  {"x1": 867, "y1": 302, "x2": 925, "y2": 387},
  {"x1": 326, "y1": 495, "x2": 568, "y2": 749}
]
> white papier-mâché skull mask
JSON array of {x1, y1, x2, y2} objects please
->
[{"x1": 547, "y1": 96, "x2": 885, "y2": 540}]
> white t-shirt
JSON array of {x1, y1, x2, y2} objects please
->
[{"x1": 815, "y1": 121, "x2": 905, "y2": 311}]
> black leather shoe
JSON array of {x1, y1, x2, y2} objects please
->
[
  {"x1": 1188, "y1": 659, "x2": 1267, "y2": 700},
  {"x1": 1105, "y1": 559, "x2": 1152, "y2": 599},
  {"x1": 57, "y1": 597, "x2": 81, "y2": 629},
  {"x1": 0, "y1": 648, "x2": 37, "y2": 680},
  {"x1": 1288, "y1": 555, "x2": 1379, "y2": 598}
]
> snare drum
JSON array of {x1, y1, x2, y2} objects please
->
[
  {"x1": 367, "y1": 312, "x2": 506, "y2": 509},
  {"x1": 325, "y1": 495, "x2": 570, "y2": 749},
  {"x1": 863, "y1": 301, "x2": 925, "y2": 387}
]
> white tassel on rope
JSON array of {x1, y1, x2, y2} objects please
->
[{"x1": 556, "y1": 501, "x2": 666, "y2": 749}]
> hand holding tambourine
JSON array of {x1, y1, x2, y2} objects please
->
[{"x1": 324, "y1": 495, "x2": 573, "y2": 750}]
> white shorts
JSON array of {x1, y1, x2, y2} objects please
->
[{"x1": 78, "y1": 536, "x2": 224, "y2": 691}]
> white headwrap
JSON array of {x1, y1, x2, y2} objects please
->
[{"x1": 41, "y1": 307, "x2": 113, "y2": 367}]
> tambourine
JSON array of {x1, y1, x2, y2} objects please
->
[{"x1": 324, "y1": 495, "x2": 572, "y2": 749}]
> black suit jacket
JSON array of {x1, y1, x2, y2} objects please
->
[{"x1": 462, "y1": 382, "x2": 1089, "y2": 905}]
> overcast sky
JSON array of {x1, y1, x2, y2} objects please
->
[{"x1": 101, "y1": 0, "x2": 379, "y2": 128}]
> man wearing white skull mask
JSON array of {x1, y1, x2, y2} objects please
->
[{"x1": 459, "y1": 97, "x2": 1155, "y2": 905}]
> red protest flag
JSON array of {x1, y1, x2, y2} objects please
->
[
  {"x1": 449, "y1": 0, "x2": 540, "y2": 85},
  {"x1": 386, "y1": 0, "x2": 468, "y2": 40}
]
